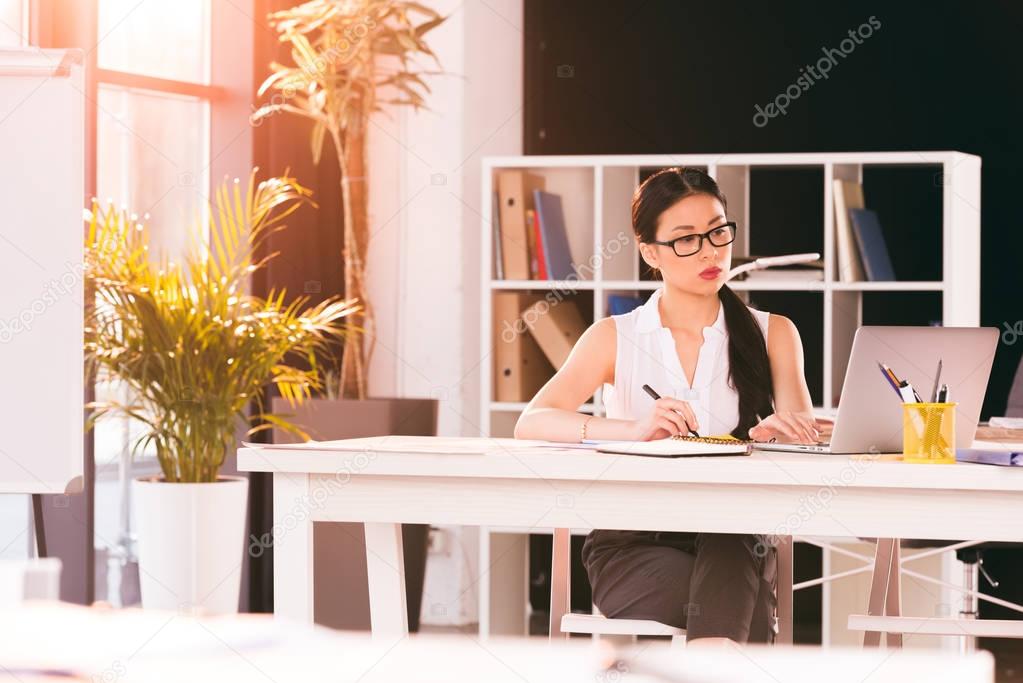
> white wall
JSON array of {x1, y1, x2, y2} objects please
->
[{"x1": 366, "y1": 0, "x2": 524, "y2": 626}]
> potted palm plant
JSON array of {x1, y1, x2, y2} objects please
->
[{"x1": 85, "y1": 172, "x2": 359, "y2": 614}]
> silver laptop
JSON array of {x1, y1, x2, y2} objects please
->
[{"x1": 754, "y1": 326, "x2": 998, "y2": 454}]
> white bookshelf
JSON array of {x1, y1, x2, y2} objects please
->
[{"x1": 479, "y1": 152, "x2": 981, "y2": 437}]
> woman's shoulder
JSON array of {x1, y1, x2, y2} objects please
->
[
  {"x1": 606, "y1": 302, "x2": 645, "y2": 332},
  {"x1": 571, "y1": 317, "x2": 617, "y2": 357},
  {"x1": 763, "y1": 311, "x2": 796, "y2": 333},
  {"x1": 741, "y1": 306, "x2": 798, "y2": 347},
  {"x1": 754, "y1": 310, "x2": 800, "y2": 351},
  {"x1": 744, "y1": 305, "x2": 772, "y2": 332},
  {"x1": 575, "y1": 317, "x2": 617, "y2": 386},
  {"x1": 588, "y1": 316, "x2": 622, "y2": 354}
]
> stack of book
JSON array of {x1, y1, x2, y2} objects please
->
[{"x1": 493, "y1": 170, "x2": 576, "y2": 281}]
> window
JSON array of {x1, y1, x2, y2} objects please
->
[
  {"x1": 95, "y1": 0, "x2": 214, "y2": 259},
  {"x1": 90, "y1": 0, "x2": 236, "y2": 604},
  {"x1": 0, "y1": 0, "x2": 26, "y2": 46},
  {"x1": 97, "y1": 0, "x2": 210, "y2": 83}
]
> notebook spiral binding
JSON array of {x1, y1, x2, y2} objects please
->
[{"x1": 670, "y1": 434, "x2": 757, "y2": 445}]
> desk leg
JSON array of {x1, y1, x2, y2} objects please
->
[
  {"x1": 273, "y1": 473, "x2": 314, "y2": 623},
  {"x1": 776, "y1": 536, "x2": 793, "y2": 645},
  {"x1": 364, "y1": 522, "x2": 409, "y2": 638},
  {"x1": 479, "y1": 529, "x2": 529, "y2": 639},
  {"x1": 885, "y1": 542, "x2": 903, "y2": 648},
  {"x1": 863, "y1": 538, "x2": 896, "y2": 647}
]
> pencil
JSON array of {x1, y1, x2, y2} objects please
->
[{"x1": 877, "y1": 362, "x2": 902, "y2": 397}]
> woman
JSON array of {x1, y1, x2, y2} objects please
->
[{"x1": 513, "y1": 167, "x2": 823, "y2": 645}]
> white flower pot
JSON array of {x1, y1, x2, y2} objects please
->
[{"x1": 133, "y1": 475, "x2": 248, "y2": 614}]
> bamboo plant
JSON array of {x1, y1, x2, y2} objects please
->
[
  {"x1": 84, "y1": 172, "x2": 361, "y2": 483},
  {"x1": 253, "y1": 0, "x2": 447, "y2": 400}
]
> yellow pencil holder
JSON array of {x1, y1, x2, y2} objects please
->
[{"x1": 902, "y1": 402, "x2": 956, "y2": 464}]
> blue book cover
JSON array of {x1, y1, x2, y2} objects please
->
[
  {"x1": 956, "y1": 448, "x2": 1023, "y2": 466},
  {"x1": 607, "y1": 294, "x2": 645, "y2": 315},
  {"x1": 848, "y1": 208, "x2": 896, "y2": 281},
  {"x1": 533, "y1": 190, "x2": 575, "y2": 280}
]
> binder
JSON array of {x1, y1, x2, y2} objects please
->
[
  {"x1": 521, "y1": 299, "x2": 587, "y2": 369},
  {"x1": 530, "y1": 208, "x2": 548, "y2": 279},
  {"x1": 848, "y1": 208, "x2": 896, "y2": 281},
  {"x1": 533, "y1": 189, "x2": 575, "y2": 280},
  {"x1": 493, "y1": 292, "x2": 555, "y2": 401},
  {"x1": 497, "y1": 170, "x2": 545, "y2": 280},
  {"x1": 492, "y1": 191, "x2": 504, "y2": 280},
  {"x1": 524, "y1": 209, "x2": 537, "y2": 279},
  {"x1": 833, "y1": 179, "x2": 866, "y2": 282}
]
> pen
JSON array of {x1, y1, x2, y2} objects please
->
[
  {"x1": 642, "y1": 383, "x2": 700, "y2": 438},
  {"x1": 930, "y1": 359, "x2": 943, "y2": 403},
  {"x1": 897, "y1": 381, "x2": 919, "y2": 404}
]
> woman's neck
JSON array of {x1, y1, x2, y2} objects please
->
[{"x1": 658, "y1": 285, "x2": 721, "y2": 333}]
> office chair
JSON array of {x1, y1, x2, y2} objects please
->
[{"x1": 548, "y1": 529, "x2": 794, "y2": 647}]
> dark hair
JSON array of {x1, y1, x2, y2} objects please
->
[{"x1": 631, "y1": 167, "x2": 774, "y2": 438}]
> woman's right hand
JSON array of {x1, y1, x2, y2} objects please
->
[{"x1": 629, "y1": 397, "x2": 700, "y2": 441}]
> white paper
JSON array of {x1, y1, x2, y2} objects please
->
[{"x1": 989, "y1": 417, "x2": 1023, "y2": 429}]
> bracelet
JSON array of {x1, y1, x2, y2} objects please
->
[{"x1": 580, "y1": 416, "x2": 594, "y2": 443}]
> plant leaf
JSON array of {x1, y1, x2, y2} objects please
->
[{"x1": 310, "y1": 119, "x2": 326, "y2": 165}]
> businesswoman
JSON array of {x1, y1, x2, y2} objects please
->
[{"x1": 514, "y1": 167, "x2": 823, "y2": 645}]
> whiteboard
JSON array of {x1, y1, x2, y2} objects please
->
[{"x1": 0, "y1": 48, "x2": 84, "y2": 494}]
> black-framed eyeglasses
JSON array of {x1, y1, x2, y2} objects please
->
[{"x1": 646, "y1": 221, "x2": 738, "y2": 257}]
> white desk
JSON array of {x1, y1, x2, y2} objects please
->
[{"x1": 237, "y1": 436, "x2": 1023, "y2": 639}]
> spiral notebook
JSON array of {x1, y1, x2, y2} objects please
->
[{"x1": 595, "y1": 435, "x2": 754, "y2": 458}]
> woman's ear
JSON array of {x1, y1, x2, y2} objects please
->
[{"x1": 639, "y1": 242, "x2": 659, "y2": 271}]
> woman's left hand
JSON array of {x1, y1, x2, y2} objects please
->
[{"x1": 749, "y1": 411, "x2": 821, "y2": 444}]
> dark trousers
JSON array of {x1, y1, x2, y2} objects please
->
[{"x1": 581, "y1": 530, "x2": 777, "y2": 643}]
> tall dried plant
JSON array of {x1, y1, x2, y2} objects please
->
[{"x1": 253, "y1": 0, "x2": 447, "y2": 400}]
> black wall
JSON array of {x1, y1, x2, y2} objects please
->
[{"x1": 524, "y1": 0, "x2": 1023, "y2": 419}]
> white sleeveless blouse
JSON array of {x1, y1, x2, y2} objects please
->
[{"x1": 602, "y1": 287, "x2": 772, "y2": 436}]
